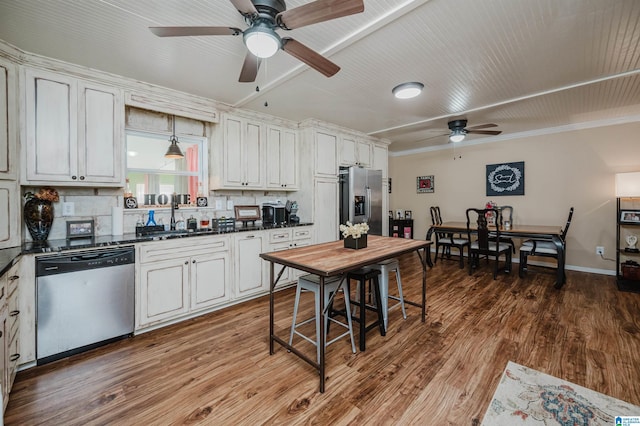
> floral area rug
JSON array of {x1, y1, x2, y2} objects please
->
[{"x1": 481, "y1": 361, "x2": 640, "y2": 425}]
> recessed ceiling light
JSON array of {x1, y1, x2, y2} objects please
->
[{"x1": 392, "y1": 82, "x2": 424, "y2": 99}]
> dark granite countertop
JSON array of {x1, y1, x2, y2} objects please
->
[
  {"x1": 18, "y1": 222, "x2": 314, "y2": 255},
  {"x1": 0, "y1": 246, "x2": 23, "y2": 277}
]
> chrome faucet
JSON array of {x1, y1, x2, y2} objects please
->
[{"x1": 170, "y1": 192, "x2": 178, "y2": 230}]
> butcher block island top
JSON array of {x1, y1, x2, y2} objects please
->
[{"x1": 260, "y1": 235, "x2": 431, "y2": 277}]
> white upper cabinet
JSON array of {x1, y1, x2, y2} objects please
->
[
  {"x1": 266, "y1": 125, "x2": 298, "y2": 190},
  {"x1": 0, "y1": 58, "x2": 17, "y2": 180},
  {"x1": 371, "y1": 143, "x2": 389, "y2": 178},
  {"x1": 340, "y1": 135, "x2": 371, "y2": 168},
  {"x1": 220, "y1": 114, "x2": 264, "y2": 189},
  {"x1": 314, "y1": 130, "x2": 338, "y2": 177},
  {"x1": 24, "y1": 68, "x2": 124, "y2": 186},
  {"x1": 0, "y1": 180, "x2": 19, "y2": 248}
]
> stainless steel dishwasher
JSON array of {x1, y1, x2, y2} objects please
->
[{"x1": 36, "y1": 247, "x2": 135, "y2": 365}]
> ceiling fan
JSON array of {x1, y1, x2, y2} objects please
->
[
  {"x1": 149, "y1": 0, "x2": 365, "y2": 83},
  {"x1": 447, "y1": 119, "x2": 502, "y2": 143}
]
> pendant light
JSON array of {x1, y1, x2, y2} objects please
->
[{"x1": 165, "y1": 115, "x2": 184, "y2": 159}]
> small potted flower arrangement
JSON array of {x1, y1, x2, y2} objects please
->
[{"x1": 340, "y1": 221, "x2": 369, "y2": 249}]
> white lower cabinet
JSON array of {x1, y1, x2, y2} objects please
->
[
  {"x1": 265, "y1": 227, "x2": 313, "y2": 285},
  {"x1": 233, "y1": 232, "x2": 267, "y2": 299},
  {"x1": 137, "y1": 236, "x2": 230, "y2": 329}
]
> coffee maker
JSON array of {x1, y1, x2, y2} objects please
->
[{"x1": 285, "y1": 200, "x2": 300, "y2": 224}]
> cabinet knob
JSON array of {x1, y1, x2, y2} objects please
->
[
  {"x1": 192, "y1": 260, "x2": 196, "y2": 264},
  {"x1": 184, "y1": 261, "x2": 189, "y2": 265},
  {"x1": 80, "y1": 176, "x2": 85, "y2": 180},
  {"x1": 72, "y1": 175, "x2": 77, "y2": 180}
]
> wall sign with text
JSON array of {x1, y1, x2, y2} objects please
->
[{"x1": 486, "y1": 161, "x2": 525, "y2": 196}]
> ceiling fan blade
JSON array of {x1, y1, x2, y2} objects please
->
[
  {"x1": 467, "y1": 130, "x2": 502, "y2": 136},
  {"x1": 229, "y1": 0, "x2": 258, "y2": 16},
  {"x1": 277, "y1": 0, "x2": 364, "y2": 30},
  {"x1": 150, "y1": 26, "x2": 242, "y2": 37},
  {"x1": 239, "y1": 52, "x2": 261, "y2": 83},
  {"x1": 282, "y1": 38, "x2": 340, "y2": 77},
  {"x1": 465, "y1": 123, "x2": 498, "y2": 131}
]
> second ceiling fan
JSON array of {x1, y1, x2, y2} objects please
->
[{"x1": 150, "y1": 0, "x2": 365, "y2": 83}]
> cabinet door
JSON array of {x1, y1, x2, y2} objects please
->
[
  {"x1": 266, "y1": 126, "x2": 298, "y2": 190},
  {"x1": 372, "y1": 144, "x2": 388, "y2": 177},
  {"x1": 340, "y1": 135, "x2": 357, "y2": 166},
  {"x1": 223, "y1": 116, "x2": 244, "y2": 187},
  {"x1": 314, "y1": 178, "x2": 339, "y2": 243},
  {"x1": 356, "y1": 140, "x2": 371, "y2": 167},
  {"x1": 0, "y1": 308, "x2": 6, "y2": 411},
  {"x1": 243, "y1": 121, "x2": 263, "y2": 188},
  {"x1": 138, "y1": 258, "x2": 189, "y2": 327},
  {"x1": 25, "y1": 69, "x2": 78, "y2": 183},
  {"x1": 315, "y1": 131, "x2": 338, "y2": 176},
  {"x1": 0, "y1": 58, "x2": 17, "y2": 179},
  {"x1": 234, "y1": 233, "x2": 266, "y2": 298},
  {"x1": 0, "y1": 180, "x2": 19, "y2": 248},
  {"x1": 191, "y1": 252, "x2": 230, "y2": 310},
  {"x1": 77, "y1": 81, "x2": 123, "y2": 184},
  {"x1": 17, "y1": 255, "x2": 35, "y2": 365}
]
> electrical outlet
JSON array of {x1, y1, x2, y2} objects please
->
[
  {"x1": 62, "y1": 202, "x2": 75, "y2": 216},
  {"x1": 596, "y1": 246, "x2": 604, "y2": 256}
]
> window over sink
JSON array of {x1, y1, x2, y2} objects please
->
[{"x1": 126, "y1": 130, "x2": 208, "y2": 207}]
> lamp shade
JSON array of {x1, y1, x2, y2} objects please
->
[
  {"x1": 244, "y1": 25, "x2": 281, "y2": 58},
  {"x1": 615, "y1": 172, "x2": 640, "y2": 197}
]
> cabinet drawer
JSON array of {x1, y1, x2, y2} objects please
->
[
  {"x1": 292, "y1": 228, "x2": 312, "y2": 241},
  {"x1": 269, "y1": 229, "x2": 292, "y2": 244},
  {"x1": 139, "y1": 236, "x2": 229, "y2": 263}
]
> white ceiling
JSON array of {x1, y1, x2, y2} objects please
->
[{"x1": 0, "y1": 0, "x2": 639, "y2": 154}]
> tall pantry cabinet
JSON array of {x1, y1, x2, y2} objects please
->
[{"x1": 0, "y1": 57, "x2": 19, "y2": 249}]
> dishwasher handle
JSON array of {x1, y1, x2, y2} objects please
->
[{"x1": 36, "y1": 248, "x2": 135, "y2": 276}]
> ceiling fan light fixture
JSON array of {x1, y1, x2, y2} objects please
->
[
  {"x1": 392, "y1": 82, "x2": 424, "y2": 99},
  {"x1": 449, "y1": 129, "x2": 466, "y2": 143},
  {"x1": 165, "y1": 116, "x2": 184, "y2": 159},
  {"x1": 244, "y1": 24, "x2": 281, "y2": 58}
]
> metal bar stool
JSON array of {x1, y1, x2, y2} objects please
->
[
  {"x1": 347, "y1": 268, "x2": 385, "y2": 351},
  {"x1": 288, "y1": 274, "x2": 356, "y2": 363},
  {"x1": 367, "y1": 258, "x2": 407, "y2": 330}
]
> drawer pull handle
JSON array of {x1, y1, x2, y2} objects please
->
[
  {"x1": 10, "y1": 354, "x2": 20, "y2": 362},
  {"x1": 10, "y1": 310, "x2": 19, "y2": 317},
  {"x1": 9, "y1": 275, "x2": 18, "y2": 281}
]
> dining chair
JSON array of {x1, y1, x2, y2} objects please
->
[
  {"x1": 489, "y1": 205, "x2": 516, "y2": 254},
  {"x1": 519, "y1": 207, "x2": 574, "y2": 281},
  {"x1": 466, "y1": 208, "x2": 512, "y2": 279},
  {"x1": 430, "y1": 206, "x2": 469, "y2": 269}
]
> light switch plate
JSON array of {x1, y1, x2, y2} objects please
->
[
  {"x1": 226, "y1": 200, "x2": 234, "y2": 210},
  {"x1": 215, "y1": 199, "x2": 223, "y2": 210}
]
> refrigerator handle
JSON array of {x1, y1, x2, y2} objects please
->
[{"x1": 366, "y1": 187, "x2": 372, "y2": 223}]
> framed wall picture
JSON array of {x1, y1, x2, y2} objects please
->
[
  {"x1": 417, "y1": 175, "x2": 434, "y2": 193},
  {"x1": 486, "y1": 161, "x2": 525, "y2": 196},
  {"x1": 66, "y1": 220, "x2": 95, "y2": 239},
  {"x1": 234, "y1": 205, "x2": 261, "y2": 221},
  {"x1": 620, "y1": 210, "x2": 640, "y2": 223}
]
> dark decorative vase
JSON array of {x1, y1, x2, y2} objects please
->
[
  {"x1": 344, "y1": 234, "x2": 367, "y2": 249},
  {"x1": 24, "y1": 198, "x2": 54, "y2": 241}
]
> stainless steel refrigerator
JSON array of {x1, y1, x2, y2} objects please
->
[{"x1": 339, "y1": 166, "x2": 383, "y2": 237}]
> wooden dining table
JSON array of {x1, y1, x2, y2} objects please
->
[
  {"x1": 260, "y1": 235, "x2": 431, "y2": 392},
  {"x1": 426, "y1": 221, "x2": 565, "y2": 288}
]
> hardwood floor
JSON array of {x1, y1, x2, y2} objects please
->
[{"x1": 6, "y1": 254, "x2": 640, "y2": 425}]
